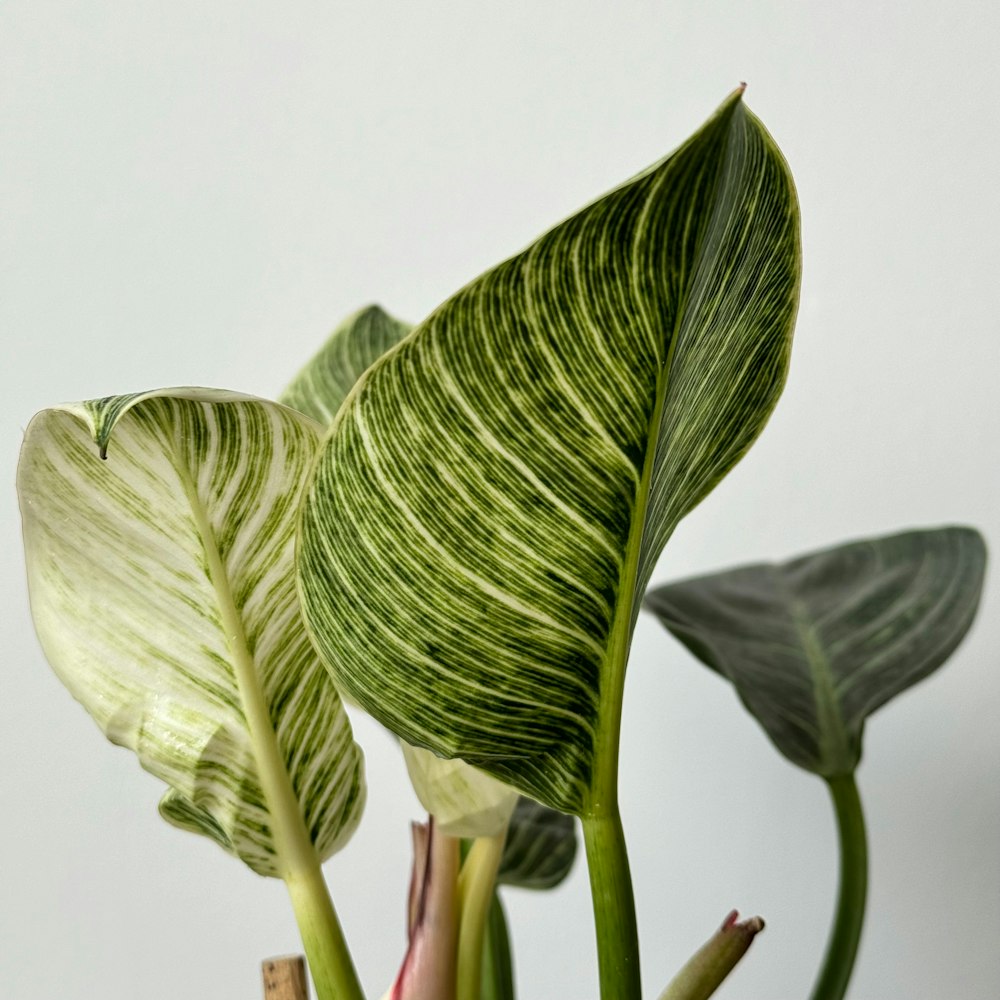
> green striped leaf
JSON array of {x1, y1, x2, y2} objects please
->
[
  {"x1": 498, "y1": 798, "x2": 576, "y2": 890},
  {"x1": 298, "y1": 89, "x2": 801, "y2": 813},
  {"x1": 281, "y1": 304, "x2": 522, "y2": 838},
  {"x1": 281, "y1": 296, "x2": 579, "y2": 885},
  {"x1": 18, "y1": 389, "x2": 365, "y2": 876},
  {"x1": 644, "y1": 526, "x2": 987, "y2": 776},
  {"x1": 281, "y1": 305, "x2": 412, "y2": 424}
]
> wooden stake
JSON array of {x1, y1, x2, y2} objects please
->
[{"x1": 262, "y1": 955, "x2": 309, "y2": 1000}]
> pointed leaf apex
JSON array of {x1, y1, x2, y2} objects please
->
[{"x1": 298, "y1": 93, "x2": 800, "y2": 814}]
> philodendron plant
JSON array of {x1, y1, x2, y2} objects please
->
[{"x1": 16, "y1": 89, "x2": 987, "y2": 1000}]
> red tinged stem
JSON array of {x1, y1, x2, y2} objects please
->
[{"x1": 389, "y1": 818, "x2": 461, "y2": 1000}]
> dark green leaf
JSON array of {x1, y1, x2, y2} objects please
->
[
  {"x1": 644, "y1": 526, "x2": 987, "y2": 776},
  {"x1": 498, "y1": 798, "x2": 577, "y2": 890}
]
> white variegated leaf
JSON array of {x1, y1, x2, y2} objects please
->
[
  {"x1": 401, "y1": 743, "x2": 517, "y2": 838},
  {"x1": 18, "y1": 389, "x2": 365, "y2": 877}
]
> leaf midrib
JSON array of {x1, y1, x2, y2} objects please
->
[
  {"x1": 786, "y1": 593, "x2": 851, "y2": 775},
  {"x1": 170, "y1": 435, "x2": 319, "y2": 879},
  {"x1": 586, "y1": 102, "x2": 741, "y2": 817}
]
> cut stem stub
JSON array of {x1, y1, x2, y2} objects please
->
[{"x1": 658, "y1": 910, "x2": 765, "y2": 1000}]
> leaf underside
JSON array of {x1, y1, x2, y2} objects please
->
[
  {"x1": 19, "y1": 389, "x2": 365, "y2": 875},
  {"x1": 299, "y1": 90, "x2": 801, "y2": 812},
  {"x1": 402, "y1": 742, "x2": 518, "y2": 838},
  {"x1": 644, "y1": 526, "x2": 987, "y2": 776}
]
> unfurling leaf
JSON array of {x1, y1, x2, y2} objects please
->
[
  {"x1": 384, "y1": 819, "x2": 461, "y2": 1000},
  {"x1": 18, "y1": 389, "x2": 365, "y2": 875},
  {"x1": 402, "y1": 743, "x2": 518, "y2": 838},
  {"x1": 645, "y1": 526, "x2": 986, "y2": 776},
  {"x1": 298, "y1": 89, "x2": 801, "y2": 814}
]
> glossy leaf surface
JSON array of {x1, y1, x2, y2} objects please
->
[
  {"x1": 18, "y1": 389, "x2": 365, "y2": 875},
  {"x1": 299, "y1": 90, "x2": 800, "y2": 812},
  {"x1": 645, "y1": 526, "x2": 986, "y2": 775}
]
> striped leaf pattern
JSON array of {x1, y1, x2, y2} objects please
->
[
  {"x1": 18, "y1": 389, "x2": 365, "y2": 876},
  {"x1": 299, "y1": 90, "x2": 800, "y2": 812},
  {"x1": 498, "y1": 798, "x2": 577, "y2": 890},
  {"x1": 644, "y1": 526, "x2": 987, "y2": 776},
  {"x1": 281, "y1": 305, "x2": 412, "y2": 424},
  {"x1": 281, "y1": 304, "x2": 524, "y2": 838}
]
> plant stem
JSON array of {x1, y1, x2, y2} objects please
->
[
  {"x1": 284, "y1": 858, "x2": 366, "y2": 1000},
  {"x1": 180, "y1": 468, "x2": 364, "y2": 1000},
  {"x1": 457, "y1": 830, "x2": 508, "y2": 1000},
  {"x1": 809, "y1": 773, "x2": 868, "y2": 1000},
  {"x1": 480, "y1": 892, "x2": 515, "y2": 1000},
  {"x1": 582, "y1": 809, "x2": 642, "y2": 1000}
]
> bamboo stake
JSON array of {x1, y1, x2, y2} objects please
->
[{"x1": 262, "y1": 955, "x2": 309, "y2": 1000}]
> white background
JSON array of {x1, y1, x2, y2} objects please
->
[{"x1": 2, "y1": 3, "x2": 998, "y2": 998}]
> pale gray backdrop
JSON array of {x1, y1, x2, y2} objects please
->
[{"x1": 2, "y1": 2, "x2": 998, "y2": 998}]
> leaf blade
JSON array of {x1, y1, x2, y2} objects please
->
[
  {"x1": 402, "y1": 743, "x2": 518, "y2": 838},
  {"x1": 644, "y1": 526, "x2": 987, "y2": 775},
  {"x1": 497, "y1": 798, "x2": 577, "y2": 890},
  {"x1": 299, "y1": 91, "x2": 800, "y2": 812},
  {"x1": 19, "y1": 389, "x2": 365, "y2": 874},
  {"x1": 281, "y1": 305, "x2": 413, "y2": 424},
  {"x1": 281, "y1": 304, "x2": 526, "y2": 843}
]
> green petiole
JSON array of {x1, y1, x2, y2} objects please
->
[
  {"x1": 809, "y1": 773, "x2": 868, "y2": 1000},
  {"x1": 457, "y1": 827, "x2": 510, "y2": 1000}
]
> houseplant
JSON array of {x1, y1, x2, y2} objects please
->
[{"x1": 16, "y1": 89, "x2": 987, "y2": 1000}]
